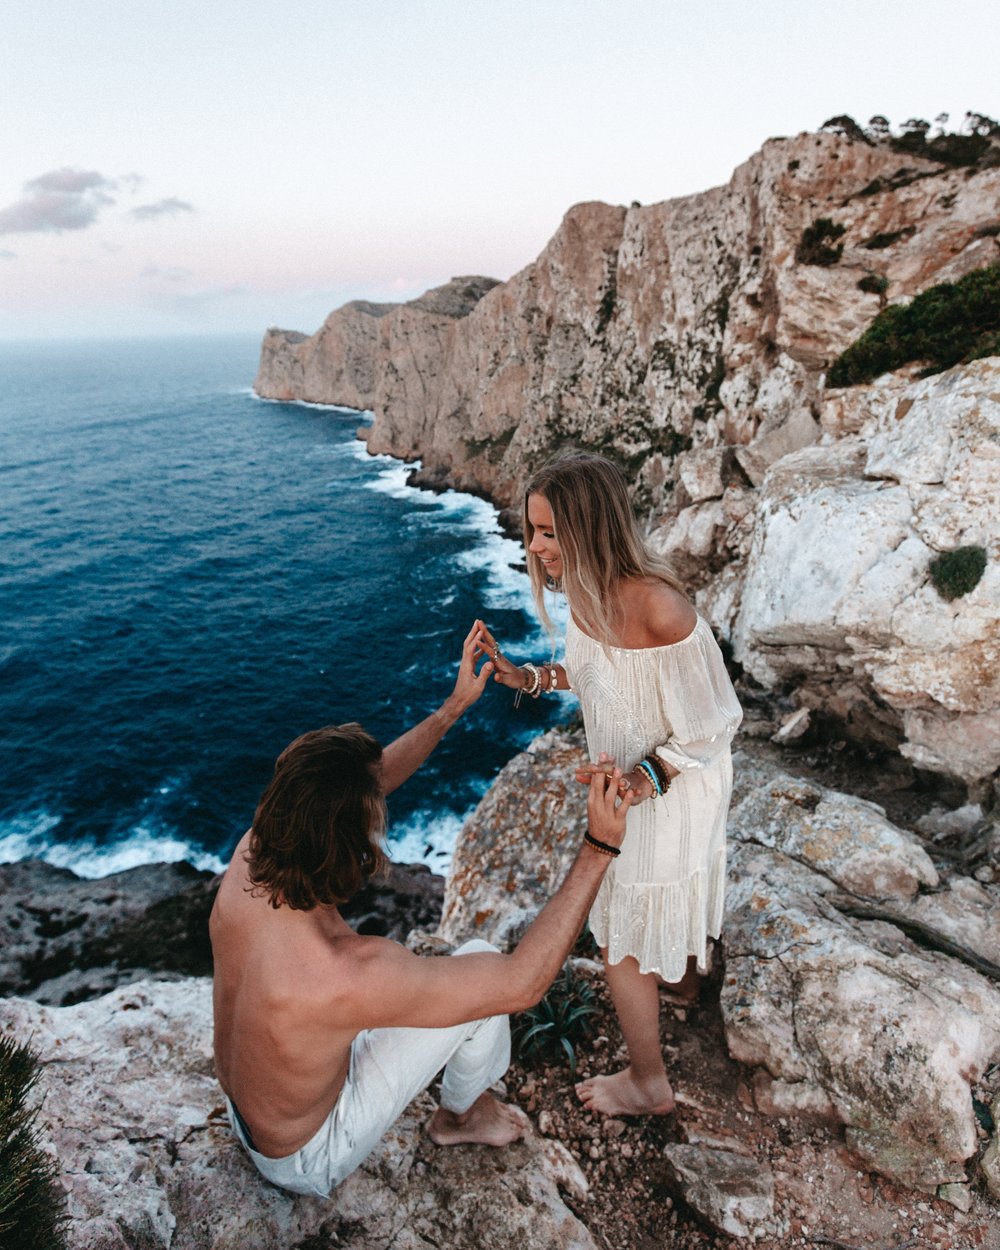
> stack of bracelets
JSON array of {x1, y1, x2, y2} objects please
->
[
  {"x1": 513, "y1": 661, "x2": 560, "y2": 708},
  {"x1": 635, "y1": 753, "x2": 672, "y2": 798}
]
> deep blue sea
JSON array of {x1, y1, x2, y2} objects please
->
[{"x1": 0, "y1": 335, "x2": 566, "y2": 878}]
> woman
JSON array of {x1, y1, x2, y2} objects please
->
[{"x1": 476, "y1": 451, "x2": 742, "y2": 1116}]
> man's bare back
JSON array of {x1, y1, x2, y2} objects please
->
[{"x1": 211, "y1": 831, "x2": 361, "y2": 1156}]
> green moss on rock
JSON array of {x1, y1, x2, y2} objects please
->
[{"x1": 928, "y1": 546, "x2": 988, "y2": 601}]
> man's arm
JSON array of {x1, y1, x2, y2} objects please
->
[
  {"x1": 336, "y1": 771, "x2": 633, "y2": 1028},
  {"x1": 380, "y1": 622, "x2": 493, "y2": 795}
]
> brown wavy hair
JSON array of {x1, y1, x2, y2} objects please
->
[
  {"x1": 523, "y1": 450, "x2": 684, "y2": 646},
  {"x1": 246, "y1": 723, "x2": 388, "y2": 910}
]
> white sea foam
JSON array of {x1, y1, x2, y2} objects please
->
[
  {"x1": 250, "y1": 390, "x2": 371, "y2": 417},
  {"x1": 0, "y1": 811, "x2": 64, "y2": 862},
  {"x1": 387, "y1": 806, "x2": 477, "y2": 873},
  {"x1": 366, "y1": 463, "x2": 419, "y2": 499},
  {"x1": 0, "y1": 810, "x2": 226, "y2": 879}
]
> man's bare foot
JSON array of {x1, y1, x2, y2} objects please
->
[
  {"x1": 426, "y1": 1092, "x2": 527, "y2": 1147},
  {"x1": 575, "y1": 1067, "x2": 675, "y2": 1116}
]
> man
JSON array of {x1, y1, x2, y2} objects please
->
[{"x1": 211, "y1": 623, "x2": 632, "y2": 1197}]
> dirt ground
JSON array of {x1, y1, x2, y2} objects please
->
[{"x1": 505, "y1": 959, "x2": 1000, "y2": 1250}]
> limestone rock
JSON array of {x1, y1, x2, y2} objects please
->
[
  {"x1": 438, "y1": 727, "x2": 588, "y2": 947},
  {"x1": 254, "y1": 278, "x2": 499, "y2": 410},
  {"x1": 723, "y1": 758, "x2": 1000, "y2": 1190},
  {"x1": 0, "y1": 859, "x2": 217, "y2": 1005},
  {"x1": 726, "y1": 764, "x2": 938, "y2": 900},
  {"x1": 0, "y1": 979, "x2": 595, "y2": 1250},
  {"x1": 981, "y1": 1131, "x2": 1000, "y2": 1202},
  {"x1": 732, "y1": 358, "x2": 1000, "y2": 785},
  {"x1": 661, "y1": 1143, "x2": 775, "y2": 1238}
]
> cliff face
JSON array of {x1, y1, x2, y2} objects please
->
[
  {"x1": 254, "y1": 129, "x2": 1000, "y2": 787},
  {"x1": 255, "y1": 130, "x2": 1000, "y2": 509},
  {"x1": 254, "y1": 277, "x2": 500, "y2": 408}
]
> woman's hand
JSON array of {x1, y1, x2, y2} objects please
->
[
  {"x1": 444, "y1": 621, "x2": 495, "y2": 716},
  {"x1": 575, "y1": 753, "x2": 655, "y2": 802},
  {"x1": 471, "y1": 619, "x2": 529, "y2": 692}
]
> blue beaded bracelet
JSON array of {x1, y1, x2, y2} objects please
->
[{"x1": 635, "y1": 758, "x2": 662, "y2": 796}]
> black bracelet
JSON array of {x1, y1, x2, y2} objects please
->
[{"x1": 584, "y1": 831, "x2": 621, "y2": 858}]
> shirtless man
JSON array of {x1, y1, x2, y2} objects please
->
[{"x1": 211, "y1": 623, "x2": 633, "y2": 1197}]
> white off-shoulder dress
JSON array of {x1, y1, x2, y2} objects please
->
[{"x1": 563, "y1": 614, "x2": 743, "y2": 981}]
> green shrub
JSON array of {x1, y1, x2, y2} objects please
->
[
  {"x1": 796, "y1": 218, "x2": 846, "y2": 266},
  {"x1": 857, "y1": 274, "x2": 889, "y2": 296},
  {"x1": 512, "y1": 966, "x2": 598, "y2": 1073},
  {"x1": 827, "y1": 263, "x2": 1000, "y2": 385},
  {"x1": 928, "y1": 546, "x2": 988, "y2": 601},
  {"x1": 863, "y1": 226, "x2": 916, "y2": 250},
  {"x1": 0, "y1": 1037, "x2": 67, "y2": 1250}
]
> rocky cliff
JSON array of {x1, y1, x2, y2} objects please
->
[
  {"x1": 254, "y1": 127, "x2": 1000, "y2": 512},
  {"x1": 5, "y1": 734, "x2": 998, "y2": 1248},
  {"x1": 255, "y1": 124, "x2": 1000, "y2": 790}
]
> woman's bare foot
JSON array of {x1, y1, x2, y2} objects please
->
[
  {"x1": 426, "y1": 1092, "x2": 527, "y2": 1147},
  {"x1": 575, "y1": 1067, "x2": 675, "y2": 1116}
]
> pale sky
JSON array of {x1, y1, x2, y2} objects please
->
[{"x1": 2, "y1": 0, "x2": 998, "y2": 340}]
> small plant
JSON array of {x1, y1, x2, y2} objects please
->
[
  {"x1": 928, "y1": 546, "x2": 988, "y2": 601},
  {"x1": 796, "y1": 218, "x2": 846, "y2": 266},
  {"x1": 0, "y1": 1036, "x2": 67, "y2": 1250},
  {"x1": 857, "y1": 274, "x2": 889, "y2": 297},
  {"x1": 827, "y1": 263, "x2": 1000, "y2": 385},
  {"x1": 863, "y1": 226, "x2": 916, "y2": 250},
  {"x1": 512, "y1": 965, "x2": 598, "y2": 1074}
]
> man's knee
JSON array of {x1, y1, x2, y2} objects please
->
[{"x1": 451, "y1": 938, "x2": 500, "y2": 957}]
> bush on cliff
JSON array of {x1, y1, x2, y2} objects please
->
[
  {"x1": 0, "y1": 1036, "x2": 67, "y2": 1250},
  {"x1": 827, "y1": 263, "x2": 1000, "y2": 385},
  {"x1": 929, "y1": 546, "x2": 988, "y2": 601},
  {"x1": 795, "y1": 218, "x2": 846, "y2": 266}
]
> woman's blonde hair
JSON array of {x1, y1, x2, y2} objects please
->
[{"x1": 523, "y1": 450, "x2": 683, "y2": 645}]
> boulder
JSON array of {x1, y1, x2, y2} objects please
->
[
  {"x1": 0, "y1": 979, "x2": 595, "y2": 1250},
  {"x1": 661, "y1": 1143, "x2": 775, "y2": 1238},
  {"x1": 731, "y1": 358, "x2": 1000, "y2": 786},
  {"x1": 0, "y1": 859, "x2": 217, "y2": 1005},
  {"x1": 722, "y1": 761, "x2": 1000, "y2": 1191},
  {"x1": 438, "y1": 727, "x2": 589, "y2": 947}
]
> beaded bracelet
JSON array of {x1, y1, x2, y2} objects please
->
[
  {"x1": 514, "y1": 661, "x2": 560, "y2": 707},
  {"x1": 643, "y1": 753, "x2": 672, "y2": 794},
  {"x1": 635, "y1": 758, "x2": 662, "y2": 797},
  {"x1": 584, "y1": 831, "x2": 620, "y2": 858},
  {"x1": 513, "y1": 662, "x2": 541, "y2": 708}
]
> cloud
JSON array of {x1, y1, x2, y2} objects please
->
[
  {"x1": 0, "y1": 169, "x2": 190, "y2": 236},
  {"x1": 130, "y1": 197, "x2": 194, "y2": 221},
  {"x1": 141, "y1": 265, "x2": 194, "y2": 283},
  {"x1": 27, "y1": 168, "x2": 112, "y2": 195},
  {"x1": 0, "y1": 249, "x2": 15, "y2": 260},
  {"x1": 0, "y1": 167, "x2": 117, "y2": 234}
]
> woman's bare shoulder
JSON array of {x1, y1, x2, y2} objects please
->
[{"x1": 639, "y1": 580, "x2": 697, "y2": 646}]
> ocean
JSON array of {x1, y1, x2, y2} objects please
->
[{"x1": 0, "y1": 335, "x2": 567, "y2": 878}]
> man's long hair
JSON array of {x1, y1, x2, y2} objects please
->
[
  {"x1": 245, "y1": 723, "x2": 388, "y2": 910},
  {"x1": 523, "y1": 450, "x2": 683, "y2": 646}
]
